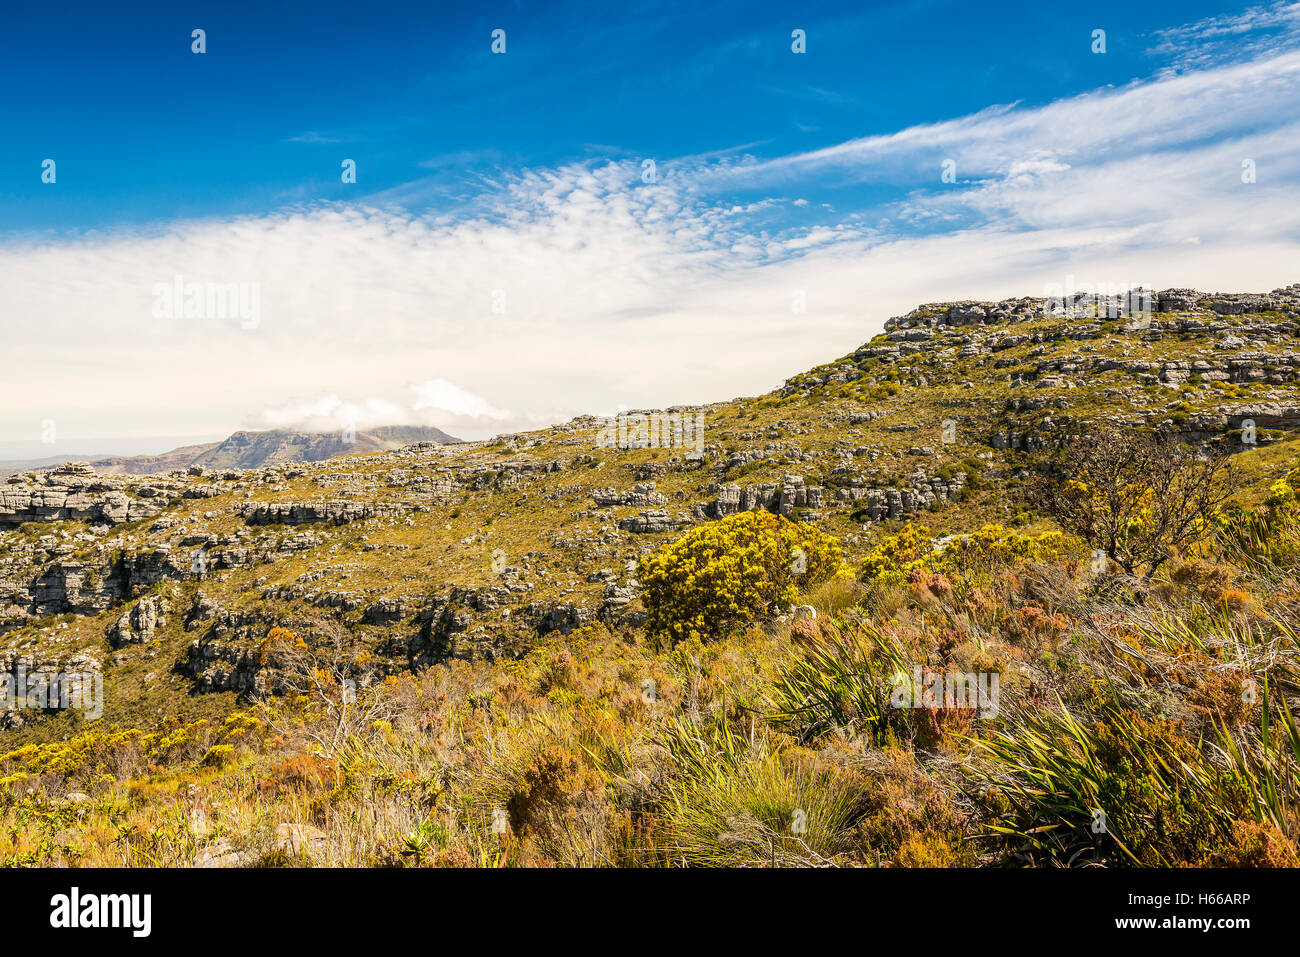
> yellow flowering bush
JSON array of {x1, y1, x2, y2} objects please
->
[
  {"x1": 200, "y1": 743, "x2": 236, "y2": 767},
  {"x1": 637, "y1": 511, "x2": 848, "y2": 644},
  {"x1": 860, "y1": 523, "x2": 1071, "y2": 585},
  {"x1": 0, "y1": 712, "x2": 264, "y2": 789}
]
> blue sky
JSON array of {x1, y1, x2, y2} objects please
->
[
  {"x1": 2, "y1": 0, "x2": 1299, "y2": 453},
  {"x1": 0, "y1": 0, "x2": 1255, "y2": 234}
]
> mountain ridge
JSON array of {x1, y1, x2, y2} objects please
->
[{"x1": 1, "y1": 425, "x2": 461, "y2": 478}]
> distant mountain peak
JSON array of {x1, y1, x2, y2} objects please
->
[{"x1": 84, "y1": 425, "x2": 460, "y2": 476}]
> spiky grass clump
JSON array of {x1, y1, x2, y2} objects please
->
[
  {"x1": 1214, "y1": 680, "x2": 1300, "y2": 859},
  {"x1": 769, "y1": 620, "x2": 912, "y2": 744},
  {"x1": 966, "y1": 700, "x2": 1260, "y2": 866},
  {"x1": 659, "y1": 715, "x2": 868, "y2": 866}
]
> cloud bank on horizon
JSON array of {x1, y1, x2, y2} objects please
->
[{"x1": 2, "y1": 1, "x2": 1299, "y2": 446}]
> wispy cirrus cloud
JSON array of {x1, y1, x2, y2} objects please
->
[
  {"x1": 1148, "y1": 0, "x2": 1300, "y2": 72},
  {"x1": 284, "y1": 130, "x2": 349, "y2": 145}
]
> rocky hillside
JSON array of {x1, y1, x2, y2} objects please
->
[
  {"x1": 79, "y1": 425, "x2": 462, "y2": 476},
  {"x1": 2, "y1": 284, "x2": 1299, "y2": 733}
]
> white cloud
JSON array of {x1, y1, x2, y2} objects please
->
[
  {"x1": 1149, "y1": 1, "x2": 1300, "y2": 72},
  {"x1": 244, "y1": 378, "x2": 534, "y2": 440},
  {"x1": 411, "y1": 378, "x2": 508, "y2": 420},
  {"x1": 285, "y1": 131, "x2": 346, "y2": 144},
  {"x1": 249, "y1": 394, "x2": 407, "y2": 433},
  {"x1": 3, "y1": 14, "x2": 1300, "y2": 444},
  {"x1": 1006, "y1": 156, "x2": 1071, "y2": 178}
]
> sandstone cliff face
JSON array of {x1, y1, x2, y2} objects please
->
[
  {"x1": 239, "y1": 501, "x2": 412, "y2": 525},
  {"x1": 0, "y1": 463, "x2": 161, "y2": 527},
  {"x1": 108, "y1": 595, "x2": 168, "y2": 648}
]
